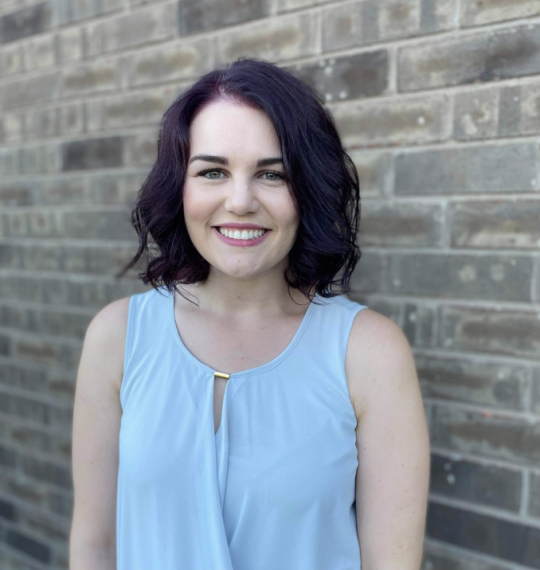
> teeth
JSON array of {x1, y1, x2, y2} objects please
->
[{"x1": 218, "y1": 228, "x2": 266, "y2": 240}]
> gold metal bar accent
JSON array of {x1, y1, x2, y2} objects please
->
[{"x1": 214, "y1": 371, "x2": 230, "y2": 380}]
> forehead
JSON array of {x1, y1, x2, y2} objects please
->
[{"x1": 189, "y1": 100, "x2": 281, "y2": 155}]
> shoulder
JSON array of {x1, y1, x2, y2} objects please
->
[
  {"x1": 81, "y1": 296, "x2": 132, "y2": 392},
  {"x1": 345, "y1": 307, "x2": 419, "y2": 422}
]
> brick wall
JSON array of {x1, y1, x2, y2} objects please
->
[{"x1": 0, "y1": 0, "x2": 539, "y2": 569}]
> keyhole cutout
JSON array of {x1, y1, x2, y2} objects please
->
[{"x1": 213, "y1": 372, "x2": 230, "y2": 435}]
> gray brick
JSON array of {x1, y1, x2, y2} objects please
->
[
  {"x1": 179, "y1": 0, "x2": 270, "y2": 36},
  {"x1": 5, "y1": 528, "x2": 51, "y2": 563},
  {"x1": 0, "y1": 72, "x2": 58, "y2": 111},
  {"x1": 348, "y1": 150, "x2": 392, "y2": 198},
  {"x1": 0, "y1": 147, "x2": 19, "y2": 176},
  {"x1": 450, "y1": 200, "x2": 540, "y2": 249},
  {"x1": 0, "y1": 364, "x2": 47, "y2": 393},
  {"x1": 426, "y1": 502, "x2": 540, "y2": 567},
  {"x1": 21, "y1": 34, "x2": 55, "y2": 71},
  {"x1": 215, "y1": 12, "x2": 318, "y2": 65},
  {"x1": 420, "y1": 0, "x2": 457, "y2": 33},
  {"x1": 430, "y1": 453, "x2": 522, "y2": 512},
  {"x1": 359, "y1": 202, "x2": 442, "y2": 247},
  {"x1": 62, "y1": 136, "x2": 123, "y2": 171},
  {"x1": 332, "y1": 93, "x2": 451, "y2": 148},
  {"x1": 88, "y1": 171, "x2": 146, "y2": 205},
  {"x1": 399, "y1": 24, "x2": 540, "y2": 92},
  {"x1": 418, "y1": 354, "x2": 530, "y2": 411},
  {"x1": 0, "y1": 183, "x2": 34, "y2": 207},
  {"x1": 462, "y1": 0, "x2": 540, "y2": 27},
  {"x1": 499, "y1": 81, "x2": 540, "y2": 137},
  {"x1": 0, "y1": 43, "x2": 23, "y2": 76},
  {"x1": 124, "y1": 130, "x2": 158, "y2": 167},
  {"x1": 0, "y1": 3, "x2": 51, "y2": 44},
  {"x1": 530, "y1": 470, "x2": 540, "y2": 518},
  {"x1": 402, "y1": 302, "x2": 437, "y2": 348},
  {"x1": 532, "y1": 368, "x2": 540, "y2": 414},
  {"x1": 387, "y1": 252, "x2": 532, "y2": 302},
  {"x1": 20, "y1": 144, "x2": 59, "y2": 175},
  {"x1": 101, "y1": 5, "x2": 175, "y2": 54},
  {"x1": 57, "y1": 27, "x2": 84, "y2": 63},
  {"x1": 27, "y1": 107, "x2": 58, "y2": 139},
  {"x1": 1, "y1": 111, "x2": 25, "y2": 142},
  {"x1": 432, "y1": 404, "x2": 540, "y2": 467},
  {"x1": 62, "y1": 209, "x2": 134, "y2": 239},
  {"x1": 0, "y1": 444, "x2": 17, "y2": 469},
  {"x1": 20, "y1": 455, "x2": 71, "y2": 490},
  {"x1": 454, "y1": 87, "x2": 499, "y2": 140},
  {"x1": 39, "y1": 177, "x2": 87, "y2": 205},
  {"x1": 47, "y1": 489, "x2": 73, "y2": 518},
  {"x1": 56, "y1": 0, "x2": 123, "y2": 25},
  {"x1": 349, "y1": 252, "x2": 387, "y2": 296},
  {"x1": 441, "y1": 305, "x2": 540, "y2": 361},
  {"x1": 126, "y1": 39, "x2": 212, "y2": 88},
  {"x1": 395, "y1": 143, "x2": 539, "y2": 195},
  {"x1": 58, "y1": 102, "x2": 85, "y2": 136},
  {"x1": 61, "y1": 60, "x2": 120, "y2": 97},
  {"x1": 287, "y1": 51, "x2": 388, "y2": 104}
]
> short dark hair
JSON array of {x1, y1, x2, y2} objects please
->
[{"x1": 121, "y1": 58, "x2": 361, "y2": 299}]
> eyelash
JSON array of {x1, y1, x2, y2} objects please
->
[{"x1": 196, "y1": 168, "x2": 286, "y2": 181}]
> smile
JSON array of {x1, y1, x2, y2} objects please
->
[
  {"x1": 218, "y1": 227, "x2": 267, "y2": 240},
  {"x1": 213, "y1": 226, "x2": 270, "y2": 247}
]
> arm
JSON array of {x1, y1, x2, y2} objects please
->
[
  {"x1": 69, "y1": 297, "x2": 130, "y2": 570},
  {"x1": 346, "y1": 309, "x2": 430, "y2": 570}
]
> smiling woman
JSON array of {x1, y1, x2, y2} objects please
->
[{"x1": 69, "y1": 58, "x2": 430, "y2": 570}]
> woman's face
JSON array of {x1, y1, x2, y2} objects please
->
[{"x1": 183, "y1": 99, "x2": 299, "y2": 281}]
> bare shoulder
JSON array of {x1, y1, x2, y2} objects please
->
[
  {"x1": 81, "y1": 296, "x2": 132, "y2": 393},
  {"x1": 345, "y1": 307, "x2": 419, "y2": 422}
]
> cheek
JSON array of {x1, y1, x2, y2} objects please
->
[{"x1": 183, "y1": 185, "x2": 212, "y2": 228}]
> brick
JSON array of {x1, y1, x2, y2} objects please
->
[
  {"x1": 88, "y1": 171, "x2": 146, "y2": 205},
  {"x1": 124, "y1": 130, "x2": 158, "y2": 167},
  {"x1": 399, "y1": 24, "x2": 540, "y2": 92},
  {"x1": 40, "y1": 176, "x2": 88, "y2": 204},
  {"x1": 179, "y1": 0, "x2": 270, "y2": 36},
  {"x1": 57, "y1": 27, "x2": 84, "y2": 63},
  {"x1": 0, "y1": 471, "x2": 46, "y2": 507},
  {"x1": 20, "y1": 144, "x2": 59, "y2": 174},
  {"x1": 101, "y1": 4, "x2": 175, "y2": 54},
  {"x1": 58, "y1": 102, "x2": 85, "y2": 136},
  {"x1": 47, "y1": 490, "x2": 72, "y2": 518},
  {"x1": 395, "y1": 143, "x2": 539, "y2": 195},
  {"x1": 11, "y1": 336, "x2": 78, "y2": 368},
  {"x1": 61, "y1": 60, "x2": 120, "y2": 97},
  {"x1": 127, "y1": 39, "x2": 212, "y2": 88},
  {"x1": 0, "y1": 3, "x2": 52, "y2": 44},
  {"x1": 420, "y1": 0, "x2": 457, "y2": 33},
  {"x1": 0, "y1": 72, "x2": 58, "y2": 111},
  {"x1": 62, "y1": 209, "x2": 134, "y2": 239},
  {"x1": 93, "y1": 91, "x2": 167, "y2": 131},
  {"x1": 531, "y1": 471, "x2": 540, "y2": 518},
  {"x1": 426, "y1": 502, "x2": 540, "y2": 567},
  {"x1": 388, "y1": 252, "x2": 532, "y2": 302},
  {"x1": 62, "y1": 136, "x2": 123, "y2": 171},
  {"x1": 0, "y1": 44, "x2": 23, "y2": 76},
  {"x1": 499, "y1": 81, "x2": 540, "y2": 137},
  {"x1": 532, "y1": 368, "x2": 540, "y2": 414},
  {"x1": 417, "y1": 354, "x2": 529, "y2": 411},
  {"x1": 0, "y1": 183, "x2": 34, "y2": 207},
  {"x1": 450, "y1": 200, "x2": 540, "y2": 249},
  {"x1": 27, "y1": 107, "x2": 58, "y2": 139},
  {"x1": 5, "y1": 529, "x2": 51, "y2": 563},
  {"x1": 0, "y1": 444, "x2": 16, "y2": 468},
  {"x1": 0, "y1": 147, "x2": 19, "y2": 176},
  {"x1": 287, "y1": 51, "x2": 388, "y2": 104},
  {"x1": 359, "y1": 202, "x2": 442, "y2": 247},
  {"x1": 349, "y1": 252, "x2": 387, "y2": 296},
  {"x1": 430, "y1": 453, "x2": 522, "y2": 511},
  {"x1": 21, "y1": 34, "x2": 56, "y2": 71},
  {"x1": 0, "y1": 393, "x2": 49, "y2": 424},
  {"x1": 332, "y1": 93, "x2": 450, "y2": 148},
  {"x1": 0, "y1": 364, "x2": 47, "y2": 392},
  {"x1": 454, "y1": 87, "x2": 499, "y2": 140},
  {"x1": 215, "y1": 12, "x2": 318, "y2": 65},
  {"x1": 401, "y1": 302, "x2": 437, "y2": 348},
  {"x1": 462, "y1": 0, "x2": 540, "y2": 27},
  {"x1": 432, "y1": 404, "x2": 540, "y2": 466},
  {"x1": 347, "y1": 150, "x2": 392, "y2": 197},
  {"x1": 0, "y1": 498, "x2": 16, "y2": 521},
  {"x1": 277, "y1": 0, "x2": 329, "y2": 11},
  {"x1": 422, "y1": 542, "x2": 514, "y2": 570},
  {"x1": 56, "y1": 0, "x2": 123, "y2": 25},
  {"x1": 1, "y1": 112, "x2": 25, "y2": 142},
  {"x1": 441, "y1": 305, "x2": 540, "y2": 360}
]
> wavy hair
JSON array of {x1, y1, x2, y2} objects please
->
[{"x1": 120, "y1": 58, "x2": 361, "y2": 299}]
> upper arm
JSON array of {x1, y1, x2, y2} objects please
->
[
  {"x1": 70, "y1": 296, "x2": 131, "y2": 556},
  {"x1": 346, "y1": 308, "x2": 430, "y2": 570}
]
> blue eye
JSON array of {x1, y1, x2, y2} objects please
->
[{"x1": 196, "y1": 168, "x2": 286, "y2": 181}]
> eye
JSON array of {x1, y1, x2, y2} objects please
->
[
  {"x1": 197, "y1": 168, "x2": 225, "y2": 179},
  {"x1": 261, "y1": 171, "x2": 286, "y2": 181}
]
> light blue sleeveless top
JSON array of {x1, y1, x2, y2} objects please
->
[{"x1": 117, "y1": 286, "x2": 367, "y2": 570}]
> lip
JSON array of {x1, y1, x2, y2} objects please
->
[
  {"x1": 213, "y1": 226, "x2": 270, "y2": 247},
  {"x1": 213, "y1": 222, "x2": 269, "y2": 230}
]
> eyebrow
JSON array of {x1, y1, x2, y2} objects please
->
[{"x1": 188, "y1": 154, "x2": 284, "y2": 167}]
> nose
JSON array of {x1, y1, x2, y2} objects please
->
[{"x1": 224, "y1": 178, "x2": 258, "y2": 215}]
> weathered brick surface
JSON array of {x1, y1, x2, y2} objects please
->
[
  {"x1": 418, "y1": 354, "x2": 530, "y2": 411},
  {"x1": 395, "y1": 143, "x2": 539, "y2": 195},
  {"x1": 461, "y1": 0, "x2": 540, "y2": 27},
  {"x1": 530, "y1": 471, "x2": 540, "y2": 518},
  {"x1": 0, "y1": 3, "x2": 52, "y2": 44},
  {"x1": 422, "y1": 541, "x2": 513, "y2": 570},
  {"x1": 430, "y1": 453, "x2": 522, "y2": 511}
]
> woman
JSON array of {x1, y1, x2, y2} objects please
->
[{"x1": 69, "y1": 58, "x2": 430, "y2": 570}]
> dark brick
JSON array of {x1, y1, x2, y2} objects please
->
[
  {"x1": 531, "y1": 471, "x2": 540, "y2": 518},
  {"x1": 0, "y1": 334, "x2": 9, "y2": 356},
  {"x1": 432, "y1": 404, "x2": 540, "y2": 467},
  {"x1": 287, "y1": 51, "x2": 388, "y2": 104},
  {"x1": 349, "y1": 252, "x2": 386, "y2": 296},
  {"x1": 179, "y1": 0, "x2": 270, "y2": 35},
  {"x1": 62, "y1": 137, "x2": 123, "y2": 171},
  {"x1": 360, "y1": 202, "x2": 442, "y2": 247},
  {"x1": 5, "y1": 528, "x2": 51, "y2": 563},
  {"x1": 426, "y1": 502, "x2": 540, "y2": 567},
  {"x1": 47, "y1": 490, "x2": 73, "y2": 518},
  {"x1": 20, "y1": 456, "x2": 72, "y2": 490},
  {"x1": 395, "y1": 143, "x2": 539, "y2": 195},
  {"x1": 401, "y1": 302, "x2": 437, "y2": 348},
  {"x1": 461, "y1": 0, "x2": 540, "y2": 27},
  {"x1": 441, "y1": 305, "x2": 540, "y2": 360},
  {"x1": 0, "y1": 444, "x2": 16, "y2": 468},
  {"x1": 418, "y1": 354, "x2": 529, "y2": 411},
  {"x1": 430, "y1": 453, "x2": 522, "y2": 511},
  {"x1": 399, "y1": 23, "x2": 540, "y2": 92},
  {"x1": 450, "y1": 200, "x2": 540, "y2": 249},
  {"x1": 422, "y1": 543, "x2": 511, "y2": 570},
  {"x1": 0, "y1": 498, "x2": 16, "y2": 521},
  {"x1": 387, "y1": 252, "x2": 532, "y2": 302},
  {"x1": 533, "y1": 368, "x2": 540, "y2": 415},
  {"x1": 0, "y1": 3, "x2": 51, "y2": 44}
]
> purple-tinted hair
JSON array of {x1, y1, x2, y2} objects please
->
[{"x1": 120, "y1": 57, "x2": 361, "y2": 299}]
